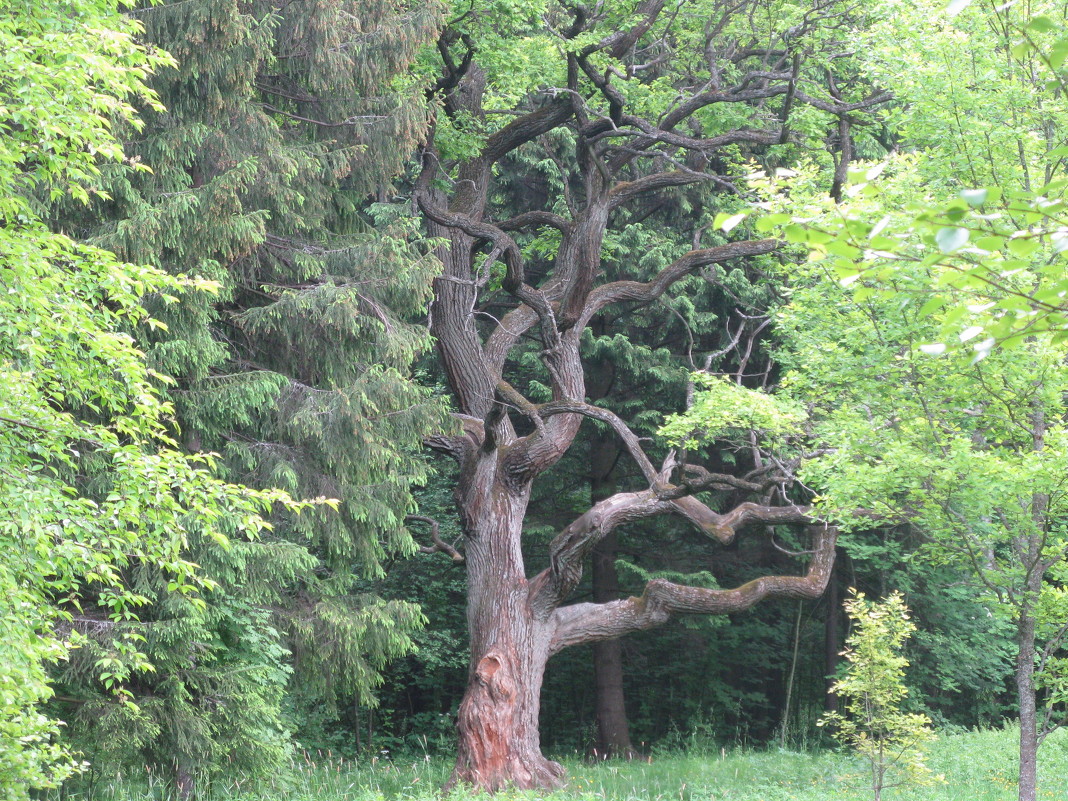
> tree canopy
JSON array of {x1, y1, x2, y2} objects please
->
[
  {"x1": 0, "y1": 0, "x2": 288, "y2": 793},
  {"x1": 4, "y1": 2, "x2": 1068, "y2": 801}
]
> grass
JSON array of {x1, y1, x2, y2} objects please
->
[{"x1": 54, "y1": 726, "x2": 1068, "y2": 801}]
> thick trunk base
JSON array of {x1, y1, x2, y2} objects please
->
[
  {"x1": 449, "y1": 746, "x2": 565, "y2": 792},
  {"x1": 447, "y1": 650, "x2": 565, "y2": 792}
]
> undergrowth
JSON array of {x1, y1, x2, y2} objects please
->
[{"x1": 50, "y1": 726, "x2": 1068, "y2": 801}]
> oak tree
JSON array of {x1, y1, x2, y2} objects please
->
[{"x1": 413, "y1": 0, "x2": 887, "y2": 788}]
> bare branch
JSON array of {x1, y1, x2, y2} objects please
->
[
  {"x1": 482, "y1": 98, "x2": 574, "y2": 166},
  {"x1": 498, "y1": 210, "x2": 572, "y2": 234},
  {"x1": 608, "y1": 170, "x2": 714, "y2": 210},
  {"x1": 598, "y1": 119, "x2": 783, "y2": 167},
  {"x1": 414, "y1": 156, "x2": 562, "y2": 352},
  {"x1": 407, "y1": 515, "x2": 464, "y2": 562},
  {"x1": 580, "y1": 0, "x2": 667, "y2": 60},
  {"x1": 537, "y1": 400, "x2": 659, "y2": 484},
  {"x1": 794, "y1": 88, "x2": 893, "y2": 117},
  {"x1": 529, "y1": 488, "x2": 675, "y2": 618},
  {"x1": 581, "y1": 238, "x2": 780, "y2": 326},
  {"x1": 680, "y1": 463, "x2": 768, "y2": 493},
  {"x1": 529, "y1": 480, "x2": 814, "y2": 619},
  {"x1": 549, "y1": 524, "x2": 837, "y2": 652}
]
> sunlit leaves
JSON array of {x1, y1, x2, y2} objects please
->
[
  {"x1": 819, "y1": 593, "x2": 940, "y2": 797},
  {"x1": 0, "y1": 1, "x2": 301, "y2": 793},
  {"x1": 935, "y1": 226, "x2": 969, "y2": 252},
  {"x1": 713, "y1": 211, "x2": 748, "y2": 233},
  {"x1": 659, "y1": 374, "x2": 803, "y2": 448}
]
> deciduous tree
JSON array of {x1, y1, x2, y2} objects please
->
[
  {"x1": 0, "y1": 1, "x2": 288, "y2": 795},
  {"x1": 778, "y1": 242, "x2": 1068, "y2": 801},
  {"x1": 413, "y1": 0, "x2": 888, "y2": 788}
]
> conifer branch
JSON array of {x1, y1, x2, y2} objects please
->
[{"x1": 260, "y1": 103, "x2": 387, "y2": 127}]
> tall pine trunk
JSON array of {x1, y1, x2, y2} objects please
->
[
  {"x1": 589, "y1": 420, "x2": 637, "y2": 759},
  {"x1": 591, "y1": 533, "x2": 638, "y2": 759}
]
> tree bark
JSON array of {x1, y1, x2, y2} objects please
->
[
  {"x1": 591, "y1": 532, "x2": 638, "y2": 759},
  {"x1": 448, "y1": 468, "x2": 566, "y2": 791},
  {"x1": 824, "y1": 560, "x2": 840, "y2": 714},
  {"x1": 1016, "y1": 605, "x2": 1038, "y2": 801},
  {"x1": 588, "y1": 403, "x2": 638, "y2": 760},
  {"x1": 1017, "y1": 403, "x2": 1048, "y2": 801},
  {"x1": 174, "y1": 761, "x2": 194, "y2": 801}
]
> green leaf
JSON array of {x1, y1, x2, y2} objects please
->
[
  {"x1": 1011, "y1": 39, "x2": 1035, "y2": 59},
  {"x1": 1048, "y1": 38, "x2": 1068, "y2": 69},
  {"x1": 1026, "y1": 16, "x2": 1056, "y2": 33},
  {"x1": 1007, "y1": 238, "x2": 1040, "y2": 258},
  {"x1": 918, "y1": 296, "x2": 945, "y2": 317},
  {"x1": 755, "y1": 213, "x2": 791, "y2": 232},
  {"x1": 714, "y1": 212, "x2": 747, "y2": 232},
  {"x1": 935, "y1": 227, "x2": 970, "y2": 253}
]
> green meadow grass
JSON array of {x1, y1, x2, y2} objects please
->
[{"x1": 55, "y1": 726, "x2": 1068, "y2": 801}]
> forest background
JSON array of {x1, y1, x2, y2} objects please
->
[{"x1": 3, "y1": 0, "x2": 1068, "y2": 800}]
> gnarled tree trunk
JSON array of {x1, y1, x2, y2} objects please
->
[
  {"x1": 448, "y1": 475, "x2": 566, "y2": 790},
  {"x1": 413, "y1": 1, "x2": 885, "y2": 790}
]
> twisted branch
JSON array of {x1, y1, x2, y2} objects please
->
[
  {"x1": 407, "y1": 515, "x2": 464, "y2": 562},
  {"x1": 549, "y1": 524, "x2": 837, "y2": 652}
]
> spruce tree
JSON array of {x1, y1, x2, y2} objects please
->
[{"x1": 48, "y1": 0, "x2": 446, "y2": 791}]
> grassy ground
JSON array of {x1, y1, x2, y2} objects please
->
[{"x1": 58, "y1": 726, "x2": 1068, "y2": 801}]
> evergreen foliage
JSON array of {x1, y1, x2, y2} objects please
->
[
  {"x1": 43, "y1": 0, "x2": 448, "y2": 789},
  {"x1": 11, "y1": 0, "x2": 1068, "y2": 792}
]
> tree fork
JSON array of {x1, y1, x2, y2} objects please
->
[{"x1": 415, "y1": 1, "x2": 884, "y2": 790}]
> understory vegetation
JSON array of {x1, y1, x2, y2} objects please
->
[{"x1": 48, "y1": 728, "x2": 1068, "y2": 801}]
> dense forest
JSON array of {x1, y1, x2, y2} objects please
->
[{"x1": 3, "y1": 1, "x2": 1068, "y2": 800}]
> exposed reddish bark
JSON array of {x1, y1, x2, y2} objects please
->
[{"x1": 448, "y1": 492, "x2": 565, "y2": 790}]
